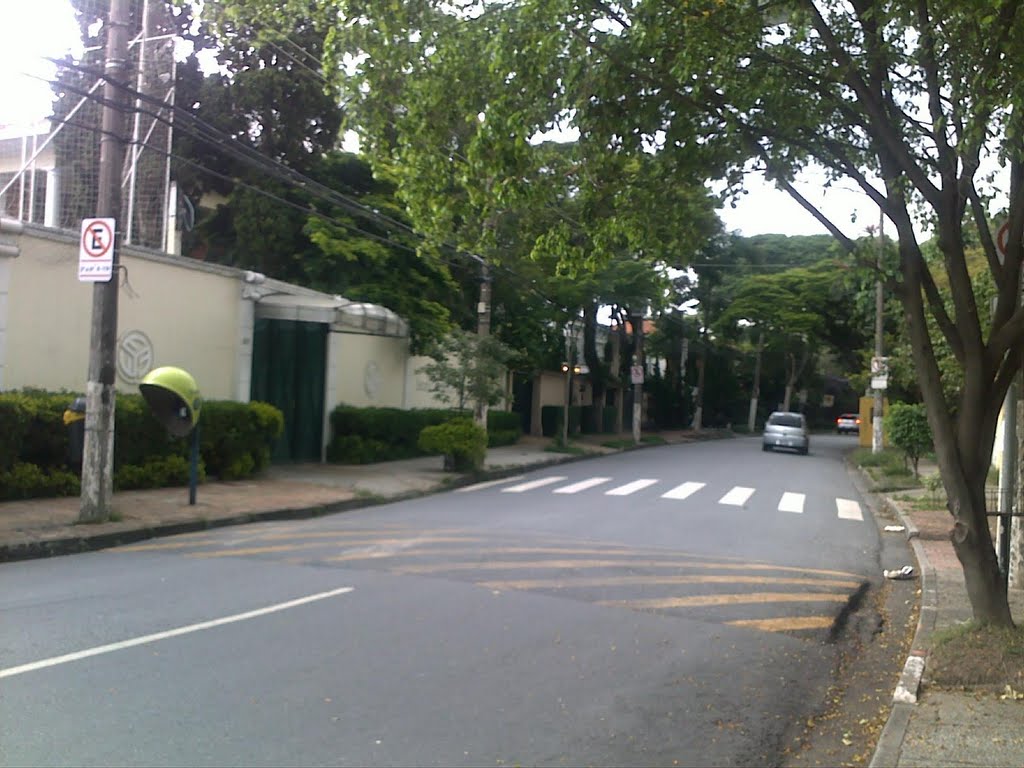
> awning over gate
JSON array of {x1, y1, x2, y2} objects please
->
[{"x1": 255, "y1": 293, "x2": 408, "y2": 338}]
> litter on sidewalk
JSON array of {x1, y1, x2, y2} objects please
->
[
  {"x1": 883, "y1": 565, "x2": 916, "y2": 580},
  {"x1": 884, "y1": 524, "x2": 906, "y2": 532}
]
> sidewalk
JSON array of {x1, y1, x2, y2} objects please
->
[
  {"x1": 1, "y1": 434, "x2": 1021, "y2": 766},
  {"x1": 870, "y1": 463, "x2": 1024, "y2": 768}
]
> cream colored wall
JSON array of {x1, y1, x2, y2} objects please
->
[
  {"x1": 5, "y1": 230, "x2": 244, "y2": 398},
  {"x1": 331, "y1": 331, "x2": 409, "y2": 408},
  {"x1": 538, "y1": 371, "x2": 567, "y2": 406},
  {"x1": 404, "y1": 353, "x2": 449, "y2": 409}
]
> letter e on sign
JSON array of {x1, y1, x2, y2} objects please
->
[{"x1": 78, "y1": 218, "x2": 115, "y2": 283}]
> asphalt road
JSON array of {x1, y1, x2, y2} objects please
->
[{"x1": 1, "y1": 434, "x2": 880, "y2": 767}]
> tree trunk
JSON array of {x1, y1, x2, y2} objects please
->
[
  {"x1": 748, "y1": 330, "x2": 764, "y2": 431},
  {"x1": 895, "y1": 222, "x2": 1014, "y2": 626}
]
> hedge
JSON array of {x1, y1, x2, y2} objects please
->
[
  {"x1": 326, "y1": 405, "x2": 521, "y2": 463},
  {"x1": 0, "y1": 389, "x2": 283, "y2": 500},
  {"x1": 418, "y1": 418, "x2": 488, "y2": 472},
  {"x1": 540, "y1": 405, "x2": 581, "y2": 437}
]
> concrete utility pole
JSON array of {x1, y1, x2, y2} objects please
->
[
  {"x1": 80, "y1": 0, "x2": 131, "y2": 523},
  {"x1": 632, "y1": 312, "x2": 644, "y2": 445},
  {"x1": 872, "y1": 215, "x2": 885, "y2": 455},
  {"x1": 473, "y1": 261, "x2": 492, "y2": 429}
]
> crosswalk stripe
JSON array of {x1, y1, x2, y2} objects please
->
[
  {"x1": 457, "y1": 475, "x2": 524, "y2": 492},
  {"x1": 661, "y1": 481, "x2": 705, "y2": 500},
  {"x1": 719, "y1": 486, "x2": 755, "y2": 506},
  {"x1": 502, "y1": 476, "x2": 568, "y2": 493},
  {"x1": 606, "y1": 479, "x2": 659, "y2": 496},
  {"x1": 836, "y1": 498, "x2": 863, "y2": 520},
  {"x1": 778, "y1": 492, "x2": 805, "y2": 514},
  {"x1": 554, "y1": 477, "x2": 612, "y2": 494}
]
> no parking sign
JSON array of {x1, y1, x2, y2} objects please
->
[{"x1": 78, "y1": 218, "x2": 115, "y2": 282}]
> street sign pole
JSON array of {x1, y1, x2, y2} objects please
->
[
  {"x1": 80, "y1": 0, "x2": 130, "y2": 523},
  {"x1": 873, "y1": 214, "x2": 885, "y2": 454}
]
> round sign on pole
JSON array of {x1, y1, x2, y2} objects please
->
[
  {"x1": 78, "y1": 217, "x2": 116, "y2": 282},
  {"x1": 997, "y1": 221, "x2": 1010, "y2": 264}
]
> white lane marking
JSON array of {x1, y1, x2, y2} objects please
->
[
  {"x1": 778, "y1": 492, "x2": 805, "y2": 514},
  {"x1": 456, "y1": 475, "x2": 525, "y2": 493},
  {"x1": 719, "y1": 486, "x2": 756, "y2": 506},
  {"x1": 502, "y1": 476, "x2": 568, "y2": 493},
  {"x1": 605, "y1": 479, "x2": 659, "y2": 496},
  {"x1": 837, "y1": 498, "x2": 864, "y2": 520},
  {"x1": 554, "y1": 477, "x2": 612, "y2": 494},
  {"x1": 661, "y1": 481, "x2": 705, "y2": 500},
  {"x1": 0, "y1": 587, "x2": 354, "y2": 680}
]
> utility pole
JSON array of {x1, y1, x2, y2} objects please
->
[
  {"x1": 473, "y1": 260, "x2": 492, "y2": 430},
  {"x1": 872, "y1": 214, "x2": 885, "y2": 455},
  {"x1": 79, "y1": 0, "x2": 131, "y2": 523},
  {"x1": 632, "y1": 311, "x2": 644, "y2": 445}
]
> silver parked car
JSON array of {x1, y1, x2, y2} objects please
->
[{"x1": 762, "y1": 411, "x2": 809, "y2": 455}]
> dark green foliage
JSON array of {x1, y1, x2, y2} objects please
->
[
  {"x1": 602, "y1": 406, "x2": 618, "y2": 434},
  {"x1": 0, "y1": 390, "x2": 283, "y2": 498},
  {"x1": 485, "y1": 409, "x2": 522, "y2": 447},
  {"x1": 114, "y1": 455, "x2": 204, "y2": 492},
  {"x1": 199, "y1": 400, "x2": 284, "y2": 480},
  {"x1": 327, "y1": 406, "x2": 462, "y2": 463},
  {"x1": 326, "y1": 405, "x2": 520, "y2": 462},
  {"x1": 540, "y1": 405, "x2": 581, "y2": 437},
  {"x1": 0, "y1": 398, "x2": 31, "y2": 471},
  {"x1": 885, "y1": 402, "x2": 933, "y2": 478},
  {"x1": 418, "y1": 418, "x2": 488, "y2": 472},
  {"x1": 0, "y1": 463, "x2": 80, "y2": 500}
]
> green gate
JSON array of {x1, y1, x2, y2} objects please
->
[{"x1": 250, "y1": 318, "x2": 327, "y2": 462}]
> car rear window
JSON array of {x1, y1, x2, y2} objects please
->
[
  {"x1": 768, "y1": 414, "x2": 804, "y2": 428},
  {"x1": 840, "y1": 413, "x2": 859, "y2": 419}
]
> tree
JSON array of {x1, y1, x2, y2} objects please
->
[
  {"x1": 886, "y1": 402, "x2": 934, "y2": 479},
  {"x1": 215, "y1": 1, "x2": 1024, "y2": 624},
  {"x1": 418, "y1": 329, "x2": 515, "y2": 414}
]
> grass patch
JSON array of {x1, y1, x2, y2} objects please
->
[
  {"x1": 928, "y1": 621, "x2": 1024, "y2": 690},
  {"x1": 851, "y1": 447, "x2": 905, "y2": 469}
]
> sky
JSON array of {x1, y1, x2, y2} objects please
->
[{"x1": 2, "y1": 0, "x2": 892, "y2": 241}]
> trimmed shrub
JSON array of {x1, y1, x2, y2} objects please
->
[
  {"x1": 114, "y1": 455, "x2": 204, "y2": 491},
  {"x1": 487, "y1": 410, "x2": 521, "y2": 433},
  {"x1": 0, "y1": 398, "x2": 30, "y2": 472},
  {"x1": 199, "y1": 400, "x2": 284, "y2": 481},
  {"x1": 0, "y1": 389, "x2": 282, "y2": 498},
  {"x1": 602, "y1": 406, "x2": 618, "y2": 434},
  {"x1": 327, "y1": 405, "x2": 462, "y2": 463},
  {"x1": 885, "y1": 402, "x2": 933, "y2": 478},
  {"x1": 487, "y1": 429, "x2": 520, "y2": 447},
  {"x1": 0, "y1": 462, "x2": 80, "y2": 501},
  {"x1": 418, "y1": 418, "x2": 488, "y2": 472}
]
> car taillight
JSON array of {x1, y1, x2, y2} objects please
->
[{"x1": 855, "y1": 418, "x2": 861, "y2": 424}]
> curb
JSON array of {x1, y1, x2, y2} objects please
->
[{"x1": 868, "y1": 491, "x2": 938, "y2": 768}]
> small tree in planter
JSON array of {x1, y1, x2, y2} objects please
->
[
  {"x1": 885, "y1": 402, "x2": 933, "y2": 479},
  {"x1": 418, "y1": 418, "x2": 488, "y2": 472}
]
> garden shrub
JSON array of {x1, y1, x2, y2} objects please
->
[
  {"x1": 0, "y1": 389, "x2": 282, "y2": 498},
  {"x1": 885, "y1": 402, "x2": 933, "y2": 478},
  {"x1": 418, "y1": 418, "x2": 488, "y2": 471}
]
